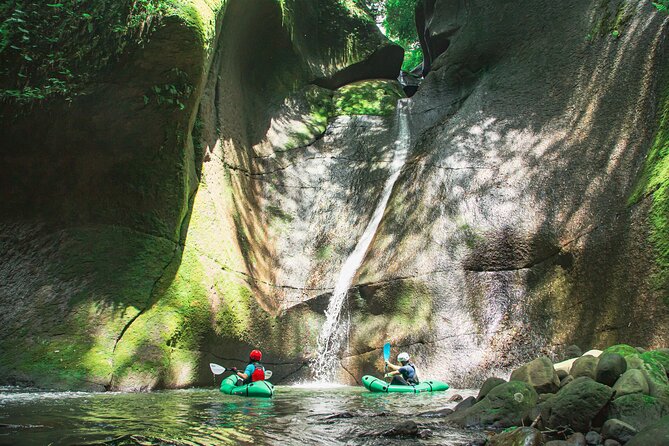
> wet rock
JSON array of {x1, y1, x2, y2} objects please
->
[
  {"x1": 613, "y1": 369, "x2": 649, "y2": 399},
  {"x1": 601, "y1": 419, "x2": 638, "y2": 444},
  {"x1": 607, "y1": 393, "x2": 669, "y2": 430},
  {"x1": 638, "y1": 354, "x2": 669, "y2": 405},
  {"x1": 539, "y1": 393, "x2": 556, "y2": 404},
  {"x1": 511, "y1": 356, "x2": 561, "y2": 394},
  {"x1": 596, "y1": 353, "x2": 627, "y2": 387},
  {"x1": 418, "y1": 407, "x2": 453, "y2": 417},
  {"x1": 447, "y1": 381, "x2": 538, "y2": 429},
  {"x1": 603, "y1": 440, "x2": 621, "y2": 446},
  {"x1": 625, "y1": 415, "x2": 669, "y2": 446},
  {"x1": 368, "y1": 420, "x2": 432, "y2": 438},
  {"x1": 545, "y1": 441, "x2": 569, "y2": 446},
  {"x1": 567, "y1": 432, "x2": 587, "y2": 446},
  {"x1": 477, "y1": 377, "x2": 506, "y2": 401},
  {"x1": 487, "y1": 427, "x2": 544, "y2": 446},
  {"x1": 541, "y1": 377, "x2": 614, "y2": 432},
  {"x1": 572, "y1": 356, "x2": 600, "y2": 380},
  {"x1": 454, "y1": 396, "x2": 477, "y2": 412},
  {"x1": 449, "y1": 394, "x2": 464, "y2": 402},
  {"x1": 322, "y1": 411, "x2": 355, "y2": 420},
  {"x1": 465, "y1": 439, "x2": 487, "y2": 446},
  {"x1": 557, "y1": 369, "x2": 569, "y2": 381},
  {"x1": 585, "y1": 431, "x2": 602, "y2": 445}
]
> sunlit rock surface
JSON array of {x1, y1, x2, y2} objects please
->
[{"x1": 1, "y1": 0, "x2": 668, "y2": 390}]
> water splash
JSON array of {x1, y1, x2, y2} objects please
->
[{"x1": 312, "y1": 99, "x2": 412, "y2": 382}]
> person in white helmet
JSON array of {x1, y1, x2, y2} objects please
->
[{"x1": 385, "y1": 352, "x2": 419, "y2": 385}]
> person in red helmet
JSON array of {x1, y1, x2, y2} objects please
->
[{"x1": 232, "y1": 349, "x2": 266, "y2": 384}]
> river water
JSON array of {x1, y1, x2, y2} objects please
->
[{"x1": 0, "y1": 385, "x2": 483, "y2": 445}]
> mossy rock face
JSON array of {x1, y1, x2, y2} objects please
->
[
  {"x1": 447, "y1": 381, "x2": 538, "y2": 428},
  {"x1": 641, "y1": 351, "x2": 669, "y2": 378},
  {"x1": 639, "y1": 354, "x2": 669, "y2": 405},
  {"x1": 477, "y1": 377, "x2": 507, "y2": 401},
  {"x1": 332, "y1": 80, "x2": 405, "y2": 116},
  {"x1": 607, "y1": 394, "x2": 669, "y2": 431},
  {"x1": 604, "y1": 344, "x2": 640, "y2": 358},
  {"x1": 541, "y1": 377, "x2": 614, "y2": 433}
]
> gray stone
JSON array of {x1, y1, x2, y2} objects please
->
[
  {"x1": 477, "y1": 377, "x2": 506, "y2": 401},
  {"x1": 602, "y1": 419, "x2": 638, "y2": 443},
  {"x1": 511, "y1": 356, "x2": 561, "y2": 394},
  {"x1": 546, "y1": 441, "x2": 569, "y2": 446},
  {"x1": 596, "y1": 353, "x2": 627, "y2": 387},
  {"x1": 572, "y1": 356, "x2": 600, "y2": 380},
  {"x1": 449, "y1": 394, "x2": 464, "y2": 403},
  {"x1": 541, "y1": 377, "x2": 614, "y2": 432},
  {"x1": 626, "y1": 415, "x2": 669, "y2": 446},
  {"x1": 557, "y1": 369, "x2": 569, "y2": 381},
  {"x1": 613, "y1": 369, "x2": 649, "y2": 399},
  {"x1": 603, "y1": 440, "x2": 621, "y2": 446},
  {"x1": 585, "y1": 431, "x2": 601, "y2": 445}
]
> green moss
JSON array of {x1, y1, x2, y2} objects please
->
[
  {"x1": 605, "y1": 344, "x2": 641, "y2": 357},
  {"x1": 629, "y1": 83, "x2": 669, "y2": 305},
  {"x1": 642, "y1": 350, "x2": 669, "y2": 375},
  {"x1": 590, "y1": 0, "x2": 633, "y2": 40},
  {"x1": 333, "y1": 80, "x2": 404, "y2": 116}
]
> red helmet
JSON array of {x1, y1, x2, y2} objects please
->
[{"x1": 250, "y1": 349, "x2": 262, "y2": 361}]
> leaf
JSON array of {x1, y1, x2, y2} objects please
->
[
  {"x1": 143, "y1": 95, "x2": 149, "y2": 105},
  {"x1": 46, "y1": 3, "x2": 64, "y2": 8}
]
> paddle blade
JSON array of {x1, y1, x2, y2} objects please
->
[
  {"x1": 209, "y1": 363, "x2": 227, "y2": 375},
  {"x1": 264, "y1": 370, "x2": 273, "y2": 379},
  {"x1": 383, "y1": 343, "x2": 391, "y2": 362}
]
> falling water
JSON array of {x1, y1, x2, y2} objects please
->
[{"x1": 312, "y1": 99, "x2": 412, "y2": 382}]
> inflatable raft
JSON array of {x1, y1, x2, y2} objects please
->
[
  {"x1": 362, "y1": 375, "x2": 449, "y2": 393},
  {"x1": 219, "y1": 374, "x2": 274, "y2": 398}
]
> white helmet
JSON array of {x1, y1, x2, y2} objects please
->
[{"x1": 398, "y1": 352, "x2": 410, "y2": 363}]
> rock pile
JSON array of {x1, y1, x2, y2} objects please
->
[{"x1": 454, "y1": 344, "x2": 669, "y2": 446}]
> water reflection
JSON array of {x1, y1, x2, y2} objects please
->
[{"x1": 0, "y1": 386, "x2": 482, "y2": 445}]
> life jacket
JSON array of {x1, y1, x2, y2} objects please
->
[
  {"x1": 249, "y1": 362, "x2": 265, "y2": 383},
  {"x1": 401, "y1": 362, "x2": 420, "y2": 384}
]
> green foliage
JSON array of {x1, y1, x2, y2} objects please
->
[
  {"x1": 0, "y1": 0, "x2": 210, "y2": 103},
  {"x1": 653, "y1": 0, "x2": 669, "y2": 13},
  {"x1": 333, "y1": 80, "x2": 404, "y2": 116}
]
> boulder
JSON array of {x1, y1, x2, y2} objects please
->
[
  {"x1": 539, "y1": 393, "x2": 556, "y2": 403},
  {"x1": 613, "y1": 369, "x2": 649, "y2": 398},
  {"x1": 604, "y1": 345, "x2": 640, "y2": 358},
  {"x1": 585, "y1": 431, "x2": 601, "y2": 445},
  {"x1": 446, "y1": 381, "x2": 538, "y2": 428},
  {"x1": 603, "y1": 440, "x2": 621, "y2": 446},
  {"x1": 625, "y1": 415, "x2": 669, "y2": 446},
  {"x1": 567, "y1": 432, "x2": 587, "y2": 446},
  {"x1": 571, "y1": 356, "x2": 599, "y2": 380},
  {"x1": 449, "y1": 394, "x2": 464, "y2": 402},
  {"x1": 477, "y1": 377, "x2": 506, "y2": 401},
  {"x1": 639, "y1": 355, "x2": 669, "y2": 405},
  {"x1": 596, "y1": 353, "x2": 627, "y2": 387},
  {"x1": 546, "y1": 441, "x2": 569, "y2": 446},
  {"x1": 487, "y1": 427, "x2": 544, "y2": 446},
  {"x1": 641, "y1": 351, "x2": 669, "y2": 379},
  {"x1": 601, "y1": 419, "x2": 638, "y2": 443},
  {"x1": 418, "y1": 407, "x2": 453, "y2": 417},
  {"x1": 607, "y1": 394, "x2": 669, "y2": 430},
  {"x1": 511, "y1": 356, "x2": 560, "y2": 394},
  {"x1": 541, "y1": 377, "x2": 614, "y2": 432},
  {"x1": 625, "y1": 355, "x2": 644, "y2": 371}
]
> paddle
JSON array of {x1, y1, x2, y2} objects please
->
[
  {"x1": 209, "y1": 363, "x2": 272, "y2": 379},
  {"x1": 383, "y1": 342, "x2": 391, "y2": 381}
]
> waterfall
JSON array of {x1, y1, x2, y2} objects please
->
[{"x1": 312, "y1": 99, "x2": 412, "y2": 382}]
